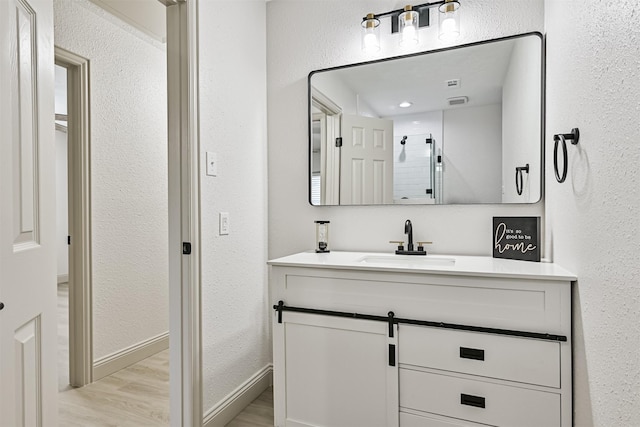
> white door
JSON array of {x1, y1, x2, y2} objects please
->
[
  {"x1": 0, "y1": 0, "x2": 58, "y2": 425},
  {"x1": 340, "y1": 115, "x2": 394, "y2": 204}
]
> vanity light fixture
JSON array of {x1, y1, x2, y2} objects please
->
[{"x1": 361, "y1": 0, "x2": 461, "y2": 53}]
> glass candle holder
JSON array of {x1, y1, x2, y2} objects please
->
[{"x1": 315, "y1": 221, "x2": 330, "y2": 253}]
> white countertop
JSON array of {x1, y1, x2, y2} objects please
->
[{"x1": 268, "y1": 251, "x2": 577, "y2": 281}]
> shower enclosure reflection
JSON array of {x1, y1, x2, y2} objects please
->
[{"x1": 393, "y1": 133, "x2": 439, "y2": 204}]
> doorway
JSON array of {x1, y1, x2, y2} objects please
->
[
  {"x1": 53, "y1": 62, "x2": 70, "y2": 392},
  {"x1": 55, "y1": 48, "x2": 92, "y2": 390},
  {"x1": 54, "y1": 0, "x2": 170, "y2": 421}
]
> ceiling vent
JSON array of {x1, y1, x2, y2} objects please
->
[{"x1": 448, "y1": 96, "x2": 468, "y2": 106}]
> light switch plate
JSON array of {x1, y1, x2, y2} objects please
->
[
  {"x1": 219, "y1": 212, "x2": 229, "y2": 235},
  {"x1": 206, "y1": 152, "x2": 217, "y2": 176}
]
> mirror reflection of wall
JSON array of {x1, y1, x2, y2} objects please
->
[{"x1": 309, "y1": 33, "x2": 542, "y2": 206}]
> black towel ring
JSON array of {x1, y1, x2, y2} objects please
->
[
  {"x1": 515, "y1": 164, "x2": 530, "y2": 196},
  {"x1": 553, "y1": 128, "x2": 580, "y2": 183}
]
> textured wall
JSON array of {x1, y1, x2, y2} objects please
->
[
  {"x1": 545, "y1": 1, "x2": 640, "y2": 425},
  {"x1": 199, "y1": 0, "x2": 270, "y2": 411},
  {"x1": 267, "y1": 0, "x2": 545, "y2": 259},
  {"x1": 54, "y1": 0, "x2": 168, "y2": 360}
]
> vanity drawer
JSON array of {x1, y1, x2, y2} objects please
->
[
  {"x1": 400, "y1": 369, "x2": 561, "y2": 427},
  {"x1": 400, "y1": 411, "x2": 486, "y2": 427},
  {"x1": 399, "y1": 325, "x2": 560, "y2": 388}
]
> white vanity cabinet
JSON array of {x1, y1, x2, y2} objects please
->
[{"x1": 269, "y1": 252, "x2": 575, "y2": 427}]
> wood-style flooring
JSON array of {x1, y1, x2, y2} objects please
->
[
  {"x1": 226, "y1": 387, "x2": 274, "y2": 427},
  {"x1": 57, "y1": 283, "x2": 274, "y2": 426}
]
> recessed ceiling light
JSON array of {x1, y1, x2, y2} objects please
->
[
  {"x1": 399, "y1": 101, "x2": 412, "y2": 108},
  {"x1": 412, "y1": 121, "x2": 421, "y2": 125}
]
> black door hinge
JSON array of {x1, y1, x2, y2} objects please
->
[
  {"x1": 67, "y1": 235, "x2": 71, "y2": 245},
  {"x1": 335, "y1": 137, "x2": 343, "y2": 147},
  {"x1": 182, "y1": 242, "x2": 192, "y2": 255}
]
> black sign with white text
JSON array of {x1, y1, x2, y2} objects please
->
[{"x1": 492, "y1": 217, "x2": 540, "y2": 262}]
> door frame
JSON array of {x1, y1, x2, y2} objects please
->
[
  {"x1": 164, "y1": 0, "x2": 202, "y2": 425},
  {"x1": 311, "y1": 88, "x2": 341, "y2": 205},
  {"x1": 54, "y1": 46, "x2": 93, "y2": 388}
]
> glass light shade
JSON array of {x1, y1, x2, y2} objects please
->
[
  {"x1": 361, "y1": 14, "x2": 380, "y2": 53},
  {"x1": 438, "y1": 1, "x2": 460, "y2": 42},
  {"x1": 399, "y1": 8, "x2": 419, "y2": 47}
]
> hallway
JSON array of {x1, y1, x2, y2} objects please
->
[{"x1": 57, "y1": 284, "x2": 273, "y2": 426}]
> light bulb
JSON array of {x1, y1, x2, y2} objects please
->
[
  {"x1": 363, "y1": 31, "x2": 380, "y2": 53},
  {"x1": 401, "y1": 25, "x2": 418, "y2": 47},
  {"x1": 440, "y1": 17, "x2": 456, "y2": 38}
]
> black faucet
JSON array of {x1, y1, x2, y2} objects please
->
[
  {"x1": 392, "y1": 219, "x2": 428, "y2": 255},
  {"x1": 405, "y1": 220, "x2": 414, "y2": 251}
]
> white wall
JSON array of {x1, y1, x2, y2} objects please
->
[
  {"x1": 55, "y1": 129, "x2": 68, "y2": 280},
  {"x1": 545, "y1": 1, "x2": 640, "y2": 425},
  {"x1": 443, "y1": 103, "x2": 502, "y2": 204},
  {"x1": 198, "y1": 0, "x2": 270, "y2": 412},
  {"x1": 268, "y1": 0, "x2": 545, "y2": 259},
  {"x1": 502, "y1": 36, "x2": 542, "y2": 203},
  {"x1": 53, "y1": 0, "x2": 168, "y2": 360}
]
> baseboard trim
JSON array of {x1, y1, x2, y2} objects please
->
[
  {"x1": 203, "y1": 364, "x2": 273, "y2": 427},
  {"x1": 57, "y1": 274, "x2": 69, "y2": 284},
  {"x1": 93, "y1": 332, "x2": 169, "y2": 381}
]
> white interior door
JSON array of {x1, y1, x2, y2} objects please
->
[
  {"x1": 340, "y1": 115, "x2": 394, "y2": 204},
  {"x1": 0, "y1": 0, "x2": 58, "y2": 425}
]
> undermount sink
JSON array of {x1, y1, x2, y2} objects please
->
[{"x1": 358, "y1": 254, "x2": 456, "y2": 267}]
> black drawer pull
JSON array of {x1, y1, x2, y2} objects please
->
[
  {"x1": 460, "y1": 346, "x2": 484, "y2": 361},
  {"x1": 461, "y1": 393, "x2": 485, "y2": 408}
]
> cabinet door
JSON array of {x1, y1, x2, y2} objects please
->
[{"x1": 273, "y1": 311, "x2": 398, "y2": 427}]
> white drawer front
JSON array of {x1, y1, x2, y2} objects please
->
[
  {"x1": 400, "y1": 369, "x2": 561, "y2": 427},
  {"x1": 400, "y1": 411, "x2": 486, "y2": 427},
  {"x1": 399, "y1": 325, "x2": 560, "y2": 388}
]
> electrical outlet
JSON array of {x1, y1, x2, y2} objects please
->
[{"x1": 219, "y1": 212, "x2": 229, "y2": 235}]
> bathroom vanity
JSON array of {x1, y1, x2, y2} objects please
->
[{"x1": 269, "y1": 251, "x2": 575, "y2": 427}]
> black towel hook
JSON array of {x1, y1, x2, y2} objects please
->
[
  {"x1": 515, "y1": 164, "x2": 530, "y2": 196},
  {"x1": 553, "y1": 128, "x2": 580, "y2": 183}
]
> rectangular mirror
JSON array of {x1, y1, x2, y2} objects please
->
[{"x1": 309, "y1": 32, "x2": 543, "y2": 206}]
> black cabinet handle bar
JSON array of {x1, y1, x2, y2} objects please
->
[{"x1": 273, "y1": 301, "x2": 567, "y2": 342}]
